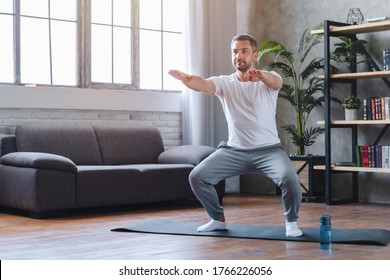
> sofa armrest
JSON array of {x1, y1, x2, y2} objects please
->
[
  {"x1": 0, "y1": 152, "x2": 77, "y2": 172},
  {"x1": 0, "y1": 135, "x2": 16, "y2": 156},
  {"x1": 158, "y1": 145, "x2": 215, "y2": 166}
]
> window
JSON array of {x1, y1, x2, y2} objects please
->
[
  {"x1": 138, "y1": 0, "x2": 184, "y2": 90},
  {"x1": 91, "y1": 0, "x2": 132, "y2": 85},
  {"x1": 0, "y1": 0, "x2": 185, "y2": 91},
  {"x1": 0, "y1": 0, "x2": 15, "y2": 83},
  {"x1": 20, "y1": 0, "x2": 77, "y2": 85}
]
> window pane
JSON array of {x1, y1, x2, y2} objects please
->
[
  {"x1": 51, "y1": 20, "x2": 77, "y2": 85},
  {"x1": 91, "y1": 25, "x2": 112, "y2": 83},
  {"x1": 139, "y1": 0, "x2": 161, "y2": 30},
  {"x1": 113, "y1": 26, "x2": 131, "y2": 84},
  {"x1": 163, "y1": 0, "x2": 184, "y2": 32},
  {"x1": 20, "y1": 0, "x2": 48, "y2": 17},
  {"x1": 0, "y1": 15, "x2": 14, "y2": 83},
  {"x1": 50, "y1": 0, "x2": 77, "y2": 21},
  {"x1": 0, "y1": 0, "x2": 14, "y2": 13},
  {"x1": 20, "y1": 17, "x2": 50, "y2": 84},
  {"x1": 113, "y1": 0, "x2": 131, "y2": 27},
  {"x1": 140, "y1": 30, "x2": 161, "y2": 89},
  {"x1": 163, "y1": 32, "x2": 183, "y2": 90},
  {"x1": 91, "y1": 0, "x2": 112, "y2": 25}
]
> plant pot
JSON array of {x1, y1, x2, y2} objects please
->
[{"x1": 345, "y1": 108, "x2": 358, "y2": 120}]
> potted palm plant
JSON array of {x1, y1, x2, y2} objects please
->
[
  {"x1": 258, "y1": 24, "x2": 338, "y2": 156},
  {"x1": 258, "y1": 24, "x2": 339, "y2": 202}
]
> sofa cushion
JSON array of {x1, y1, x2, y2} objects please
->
[
  {"x1": 158, "y1": 145, "x2": 215, "y2": 165},
  {"x1": 93, "y1": 125, "x2": 164, "y2": 164},
  {"x1": 15, "y1": 124, "x2": 102, "y2": 165}
]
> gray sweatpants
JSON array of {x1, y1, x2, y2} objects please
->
[{"x1": 189, "y1": 142, "x2": 301, "y2": 222}]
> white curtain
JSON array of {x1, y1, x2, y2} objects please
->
[
  {"x1": 182, "y1": 0, "x2": 215, "y2": 146},
  {"x1": 182, "y1": 0, "x2": 240, "y2": 193}
]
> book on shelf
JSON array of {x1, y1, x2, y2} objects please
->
[
  {"x1": 334, "y1": 162, "x2": 356, "y2": 167},
  {"x1": 355, "y1": 145, "x2": 390, "y2": 168},
  {"x1": 384, "y1": 49, "x2": 390, "y2": 71},
  {"x1": 355, "y1": 146, "x2": 361, "y2": 167},
  {"x1": 367, "y1": 16, "x2": 390, "y2": 23},
  {"x1": 363, "y1": 96, "x2": 390, "y2": 120}
]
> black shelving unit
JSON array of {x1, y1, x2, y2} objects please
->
[{"x1": 313, "y1": 20, "x2": 390, "y2": 205}]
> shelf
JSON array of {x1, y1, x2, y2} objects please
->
[
  {"x1": 317, "y1": 19, "x2": 390, "y2": 205},
  {"x1": 317, "y1": 120, "x2": 390, "y2": 125},
  {"x1": 314, "y1": 165, "x2": 390, "y2": 173},
  {"x1": 311, "y1": 21, "x2": 390, "y2": 35},
  {"x1": 319, "y1": 71, "x2": 390, "y2": 80}
]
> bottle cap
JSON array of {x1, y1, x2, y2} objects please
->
[{"x1": 320, "y1": 214, "x2": 332, "y2": 225}]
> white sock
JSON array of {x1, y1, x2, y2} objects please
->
[
  {"x1": 197, "y1": 219, "x2": 226, "y2": 232},
  {"x1": 286, "y1": 221, "x2": 303, "y2": 237}
]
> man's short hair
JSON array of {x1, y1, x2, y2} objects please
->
[{"x1": 231, "y1": 34, "x2": 258, "y2": 52}]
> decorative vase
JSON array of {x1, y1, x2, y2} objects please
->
[
  {"x1": 345, "y1": 108, "x2": 358, "y2": 120},
  {"x1": 347, "y1": 8, "x2": 364, "y2": 25}
]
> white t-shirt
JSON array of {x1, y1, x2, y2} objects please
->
[{"x1": 208, "y1": 72, "x2": 282, "y2": 149}]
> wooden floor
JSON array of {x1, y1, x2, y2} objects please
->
[{"x1": 1, "y1": 193, "x2": 390, "y2": 260}]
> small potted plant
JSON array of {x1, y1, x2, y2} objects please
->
[
  {"x1": 333, "y1": 36, "x2": 368, "y2": 71},
  {"x1": 341, "y1": 95, "x2": 361, "y2": 120}
]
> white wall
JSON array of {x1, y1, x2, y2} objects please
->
[{"x1": 0, "y1": 85, "x2": 181, "y2": 112}]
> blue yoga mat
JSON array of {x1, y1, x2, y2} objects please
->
[{"x1": 112, "y1": 218, "x2": 390, "y2": 246}]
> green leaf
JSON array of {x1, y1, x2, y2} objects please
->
[{"x1": 302, "y1": 127, "x2": 325, "y2": 146}]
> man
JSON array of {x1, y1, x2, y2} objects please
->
[{"x1": 168, "y1": 34, "x2": 303, "y2": 237}]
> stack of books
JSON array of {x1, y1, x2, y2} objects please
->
[
  {"x1": 363, "y1": 96, "x2": 390, "y2": 120},
  {"x1": 355, "y1": 145, "x2": 390, "y2": 168}
]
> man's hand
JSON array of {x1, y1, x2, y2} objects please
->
[
  {"x1": 244, "y1": 69, "x2": 282, "y2": 90},
  {"x1": 243, "y1": 69, "x2": 265, "y2": 82},
  {"x1": 168, "y1": 69, "x2": 192, "y2": 82}
]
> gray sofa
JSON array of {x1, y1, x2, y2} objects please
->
[{"x1": 0, "y1": 124, "x2": 224, "y2": 218}]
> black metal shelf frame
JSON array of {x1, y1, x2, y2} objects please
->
[{"x1": 322, "y1": 20, "x2": 390, "y2": 205}]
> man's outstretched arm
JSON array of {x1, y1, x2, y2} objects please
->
[{"x1": 168, "y1": 70, "x2": 216, "y2": 95}]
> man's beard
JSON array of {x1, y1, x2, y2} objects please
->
[{"x1": 235, "y1": 61, "x2": 251, "y2": 72}]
